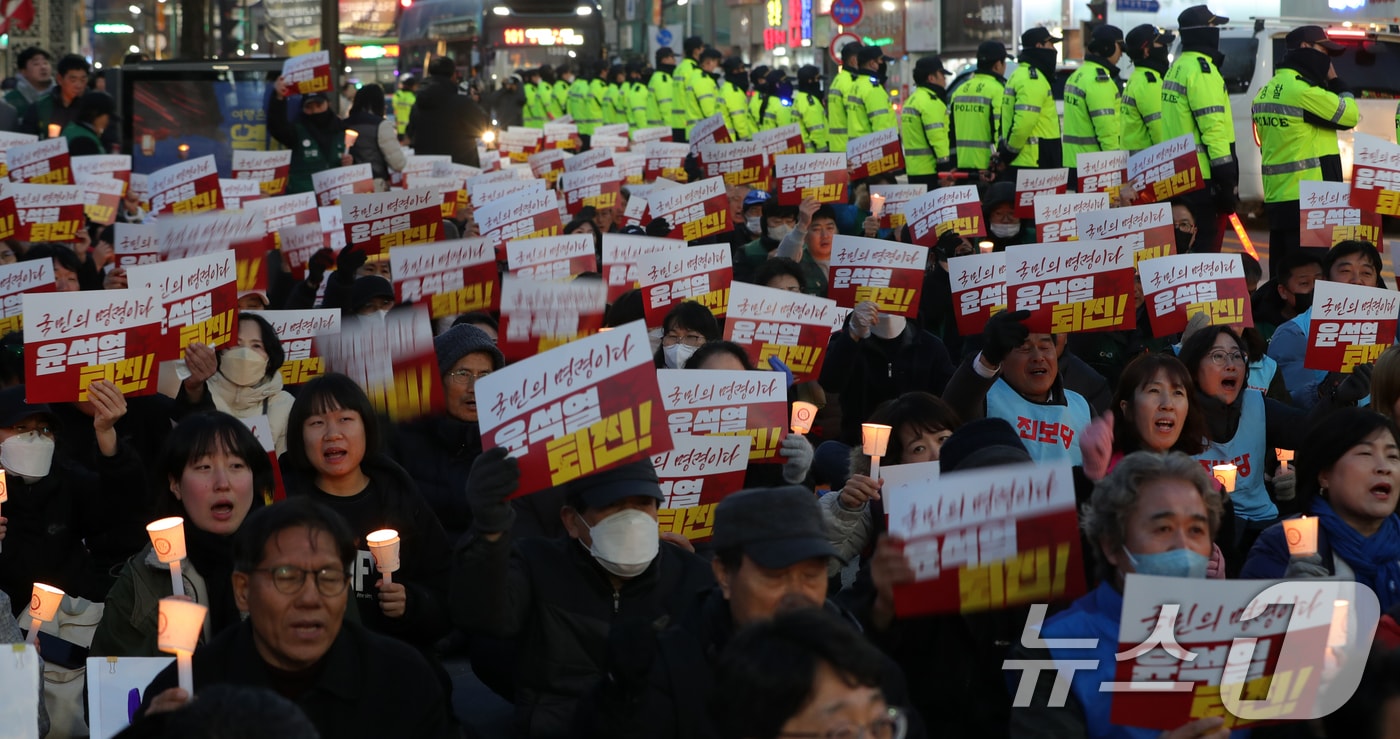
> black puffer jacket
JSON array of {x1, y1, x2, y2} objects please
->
[
  {"x1": 819, "y1": 319, "x2": 956, "y2": 445},
  {"x1": 405, "y1": 74, "x2": 488, "y2": 166},
  {"x1": 388, "y1": 415, "x2": 482, "y2": 541}
]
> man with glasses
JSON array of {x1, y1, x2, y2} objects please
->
[
  {"x1": 138, "y1": 498, "x2": 456, "y2": 737},
  {"x1": 22, "y1": 54, "x2": 89, "y2": 139}
]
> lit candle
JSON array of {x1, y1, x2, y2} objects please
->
[
  {"x1": 790, "y1": 402, "x2": 818, "y2": 435},
  {"x1": 147, "y1": 517, "x2": 188, "y2": 597},
  {"x1": 862, "y1": 423, "x2": 892, "y2": 480},
  {"x1": 365, "y1": 529, "x2": 401, "y2": 585},
  {"x1": 1276, "y1": 448, "x2": 1294, "y2": 474},
  {"x1": 978, "y1": 240, "x2": 994, "y2": 254},
  {"x1": 344, "y1": 129, "x2": 359, "y2": 150},
  {"x1": 0, "y1": 469, "x2": 7, "y2": 554},
  {"x1": 140, "y1": 134, "x2": 155, "y2": 156},
  {"x1": 177, "y1": 144, "x2": 190, "y2": 160},
  {"x1": 1212, "y1": 463, "x2": 1237, "y2": 493},
  {"x1": 28, "y1": 582, "x2": 64, "y2": 645},
  {"x1": 1282, "y1": 515, "x2": 1319, "y2": 558},
  {"x1": 868, "y1": 192, "x2": 885, "y2": 219},
  {"x1": 158, "y1": 597, "x2": 208, "y2": 696},
  {"x1": 46, "y1": 123, "x2": 60, "y2": 139},
  {"x1": 1328, "y1": 599, "x2": 1350, "y2": 649}
]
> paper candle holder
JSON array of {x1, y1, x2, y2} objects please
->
[
  {"x1": 1329, "y1": 599, "x2": 1351, "y2": 649},
  {"x1": 157, "y1": 597, "x2": 208, "y2": 655},
  {"x1": 869, "y1": 193, "x2": 886, "y2": 219},
  {"x1": 344, "y1": 130, "x2": 360, "y2": 149},
  {"x1": 147, "y1": 517, "x2": 187, "y2": 564},
  {"x1": 47, "y1": 124, "x2": 60, "y2": 139},
  {"x1": 1283, "y1": 516, "x2": 1318, "y2": 558},
  {"x1": 978, "y1": 240, "x2": 995, "y2": 254},
  {"x1": 366, "y1": 529, "x2": 402, "y2": 575},
  {"x1": 1276, "y1": 448, "x2": 1294, "y2": 463},
  {"x1": 29, "y1": 583, "x2": 63, "y2": 623},
  {"x1": 0, "y1": 468, "x2": 8, "y2": 504},
  {"x1": 862, "y1": 424, "x2": 892, "y2": 458},
  {"x1": 790, "y1": 402, "x2": 818, "y2": 435},
  {"x1": 1212, "y1": 463, "x2": 1237, "y2": 493}
]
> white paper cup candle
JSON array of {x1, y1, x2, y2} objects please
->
[
  {"x1": 147, "y1": 517, "x2": 188, "y2": 596},
  {"x1": 1212, "y1": 463, "x2": 1237, "y2": 493},
  {"x1": 344, "y1": 129, "x2": 360, "y2": 150},
  {"x1": 158, "y1": 597, "x2": 208, "y2": 696},
  {"x1": 47, "y1": 124, "x2": 60, "y2": 139},
  {"x1": 862, "y1": 423, "x2": 892, "y2": 479},
  {"x1": 790, "y1": 402, "x2": 818, "y2": 435},
  {"x1": 28, "y1": 582, "x2": 63, "y2": 644},
  {"x1": 0, "y1": 469, "x2": 7, "y2": 554},
  {"x1": 1276, "y1": 448, "x2": 1294, "y2": 473},
  {"x1": 1283, "y1": 516, "x2": 1319, "y2": 558},
  {"x1": 366, "y1": 529, "x2": 401, "y2": 584},
  {"x1": 869, "y1": 193, "x2": 885, "y2": 219},
  {"x1": 978, "y1": 240, "x2": 994, "y2": 254},
  {"x1": 1329, "y1": 599, "x2": 1351, "y2": 649}
]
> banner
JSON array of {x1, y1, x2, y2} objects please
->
[
  {"x1": 1305, "y1": 280, "x2": 1398, "y2": 372},
  {"x1": 316, "y1": 304, "x2": 445, "y2": 422},
  {"x1": 949, "y1": 252, "x2": 1007, "y2": 338},
  {"x1": 389, "y1": 238, "x2": 498, "y2": 318},
  {"x1": 1127, "y1": 134, "x2": 1204, "y2": 204},
  {"x1": 79, "y1": 175, "x2": 126, "y2": 226},
  {"x1": 281, "y1": 50, "x2": 332, "y2": 95},
  {"x1": 1014, "y1": 168, "x2": 1069, "y2": 219},
  {"x1": 1075, "y1": 150, "x2": 1128, "y2": 200},
  {"x1": 148, "y1": 155, "x2": 222, "y2": 215},
  {"x1": 826, "y1": 235, "x2": 925, "y2": 317},
  {"x1": 218, "y1": 177, "x2": 262, "y2": 210},
  {"x1": 506, "y1": 233, "x2": 596, "y2": 281},
  {"x1": 653, "y1": 433, "x2": 752, "y2": 541},
  {"x1": 754, "y1": 124, "x2": 805, "y2": 158},
  {"x1": 114, "y1": 223, "x2": 160, "y2": 268},
  {"x1": 1033, "y1": 193, "x2": 1110, "y2": 242},
  {"x1": 637, "y1": 243, "x2": 732, "y2": 323},
  {"x1": 773, "y1": 152, "x2": 849, "y2": 205},
  {"x1": 869, "y1": 184, "x2": 926, "y2": 231},
  {"x1": 1075, "y1": 202, "x2": 1174, "y2": 266},
  {"x1": 7, "y1": 137, "x2": 73, "y2": 184},
  {"x1": 696, "y1": 140, "x2": 770, "y2": 188},
  {"x1": 232, "y1": 149, "x2": 292, "y2": 196},
  {"x1": 884, "y1": 461, "x2": 1084, "y2": 616},
  {"x1": 689, "y1": 113, "x2": 732, "y2": 156},
  {"x1": 723, "y1": 281, "x2": 838, "y2": 382},
  {"x1": 244, "y1": 308, "x2": 340, "y2": 385},
  {"x1": 25, "y1": 288, "x2": 163, "y2": 402},
  {"x1": 847, "y1": 128, "x2": 903, "y2": 180},
  {"x1": 1139, "y1": 253, "x2": 1254, "y2": 337},
  {"x1": 601, "y1": 233, "x2": 685, "y2": 303},
  {"x1": 658, "y1": 368, "x2": 788, "y2": 462},
  {"x1": 498, "y1": 275, "x2": 608, "y2": 361},
  {"x1": 158, "y1": 211, "x2": 263, "y2": 261},
  {"x1": 1005, "y1": 239, "x2": 1135, "y2": 333},
  {"x1": 71, "y1": 154, "x2": 131, "y2": 191},
  {"x1": 644, "y1": 141, "x2": 689, "y2": 182},
  {"x1": 1300, "y1": 180, "x2": 1383, "y2": 250},
  {"x1": 126, "y1": 251, "x2": 239, "y2": 360},
  {"x1": 340, "y1": 188, "x2": 443, "y2": 256},
  {"x1": 12, "y1": 183, "x2": 83, "y2": 242},
  {"x1": 476, "y1": 321, "x2": 673, "y2": 496},
  {"x1": 905, "y1": 185, "x2": 984, "y2": 246},
  {"x1": 560, "y1": 166, "x2": 622, "y2": 216},
  {"x1": 0, "y1": 259, "x2": 53, "y2": 336},
  {"x1": 476, "y1": 189, "x2": 564, "y2": 257},
  {"x1": 1351, "y1": 132, "x2": 1400, "y2": 215},
  {"x1": 647, "y1": 176, "x2": 730, "y2": 241},
  {"x1": 311, "y1": 163, "x2": 374, "y2": 206}
]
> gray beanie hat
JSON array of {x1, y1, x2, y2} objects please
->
[{"x1": 433, "y1": 324, "x2": 505, "y2": 375}]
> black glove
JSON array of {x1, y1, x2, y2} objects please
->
[
  {"x1": 981, "y1": 309, "x2": 1031, "y2": 366},
  {"x1": 335, "y1": 245, "x2": 368, "y2": 282},
  {"x1": 933, "y1": 229, "x2": 962, "y2": 263},
  {"x1": 465, "y1": 446, "x2": 520, "y2": 533},
  {"x1": 1322, "y1": 363, "x2": 1374, "y2": 406},
  {"x1": 645, "y1": 217, "x2": 671, "y2": 238},
  {"x1": 1211, "y1": 161, "x2": 1240, "y2": 214},
  {"x1": 997, "y1": 145, "x2": 1018, "y2": 165},
  {"x1": 306, "y1": 248, "x2": 334, "y2": 287}
]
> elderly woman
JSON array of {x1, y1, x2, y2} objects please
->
[{"x1": 1008, "y1": 451, "x2": 1238, "y2": 739}]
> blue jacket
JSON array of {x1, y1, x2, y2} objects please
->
[{"x1": 1265, "y1": 309, "x2": 1326, "y2": 409}]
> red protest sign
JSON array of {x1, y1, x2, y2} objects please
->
[
  {"x1": 476, "y1": 189, "x2": 564, "y2": 258},
  {"x1": 390, "y1": 237, "x2": 498, "y2": 317},
  {"x1": 403, "y1": 174, "x2": 466, "y2": 220},
  {"x1": 644, "y1": 142, "x2": 690, "y2": 183},
  {"x1": 904, "y1": 185, "x2": 984, "y2": 246},
  {"x1": 0, "y1": 260, "x2": 55, "y2": 335},
  {"x1": 564, "y1": 146, "x2": 615, "y2": 173},
  {"x1": 560, "y1": 166, "x2": 622, "y2": 216},
  {"x1": 126, "y1": 251, "x2": 239, "y2": 360},
  {"x1": 507, "y1": 233, "x2": 597, "y2": 281},
  {"x1": 617, "y1": 192, "x2": 648, "y2": 231},
  {"x1": 243, "y1": 308, "x2": 341, "y2": 386},
  {"x1": 528, "y1": 149, "x2": 569, "y2": 186},
  {"x1": 631, "y1": 127, "x2": 672, "y2": 146},
  {"x1": 658, "y1": 369, "x2": 788, "y2": 463},
  {"x1": 847, "y1": 128, "x2": 903, "y2": 181},
  {"x1": 773, "y1": 153, "x2": 848, "y2": 205},
  {"x1": 24, "y1": 288, "x2": 163, "y2": 402},
  {"x1": 399, "y1": 155, "x2": 451, "y2": 185},
  {"x1": 826, "y1": 235, "x2": 925, "y2": 317},
  {"x1": 279, "y1": 222, "x2": 325, "y2": 281},
  {"x1": 71, "y1": 154, "x2": 130, "y2": 192},
  {"x1": 1014, "y1": 168, "x2": 1069, "y2": 219},
  {"x1": 316, "y1": 304, "x2": 445, "y2": 422},
  {"x1": 158, "y1": 211, "x2": 263, "y2": 261},
  {"x1": 615, "y1": 153, "x2": 645, "y2": 186},
  {"x1": 544, "y1": 122, "x2": 582, "y2": 151},
  {"x1": 311, "y1": 164, "x2": 374, "y2": 207},
  {"x1": 7, "y1": 137, "x2": 73, "y2": 185},
  {"x1": 476, "y1": 321, "x2": 673, "y2": 496},
  {"x1": 1075, "y1": 202, "x2": 1175, "y2": 267},
  {"x1": 232, "y1": 149, "x2": 292, "y2": 196},
  {"x1": 653, "y1": 433, "x2": 752, "y2": 542},
  {"x1": 1351, "y1": 132, "x2": 1400, "y2": 215},
  {"x1": 724, "y1": 281, "x2": 838, "y2": 383},
  {"x1": 754, "y1": 124, "x2": 805, "y2": 158},
  {"x1": 1075, "y1": 150, "x2": 1128, "y2": 200},
  {"x1": 498, "y1": 275, "x2": 608, "y2": 361},
  {"x1": 1006, "y1": 238, "x2": 1134, "y2": 334},
  {"x1": 12, "y1": 183, "x2": 84, "y2": 242},
  {"x1": 78, "y1": 175, "x2": 125, "y2": 226},
  {"x1": 235, "y1": 238, "x2": 269, "y2": 297},
  {"x1": 592, "y1": 133, "x2": 629, "y2": 152},
  {"x1": 1128, "y1": 134, "x2": 1204, "y2": 204},
  {"x1": 340, "y1": 188, "x2": 444, "y2": 257},
  {"x1": 1033, "y1": 193, "x2": 1110, "y2": 242},
  {"x1": 1139, "y1": 253, "x2": 1254, "y2": 337},
  {"x1": 637, "y1": 243, "x2": 733, "y2": 323},
  {"x1": 282, "y1": 51, "x2": 332, "y2": 95},
  {"x1": 149, "y1": 155, "x2": 223, "y2": 215},
  {"x1": 248, "y1": 191, "x2": 319, "y2": 237},
  {"x1": 499, "y1": 127, "x2": 544, "y2": 162},
  {"x1": 1301, "y1": 180, "x2": 1383, "y2": 250},
  {"x1": 219, "y1": 178, "x2": 262, "y2": 210},
  {"x1": 869, "y1": 184, "x2": 926, "y2": 231},
  {"x1": 696, "y1": 140, "x2": 770, "y2": 188},
  {"x1": 114, "y1": 223, "x2": 160, "y2": 269},
  {"x1": 885, "y1": 460, "x2": 1084, "y2": 617},
  {"x1": 602, "y1": 233, "x2": 687, "y2": 303},
  {"x1": 0, "y1": 131, "x2": 38, "y2": 179},
  {"x1": 647, "y1": 176, "x2": 730, "y2": 242},
  {"x1": 1305, "y1": 280, "x2": 1398, "y2": 373},
  {"x1": 467, "y1": 174, "x2": 546, "y2": 210},
  {"x1": 688, "y1": 113, "x2": 732, "y2": 156},
  {"x1": 948, "y1": 252, "x2": 1007, "y2": 338}
]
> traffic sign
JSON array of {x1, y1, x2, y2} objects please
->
[
  {"x1": 830, "y1": 32, "x2": 861, "y2": 65},
  {"x1": 657, "y1": 28, "x2": 673, "y2": 46},
  {"x1": 1115, "y1": 0, "x2": 1160, "y2": 10},
  {"x1": 830, "y1": 0, "x2": 863, "y2": 27}
]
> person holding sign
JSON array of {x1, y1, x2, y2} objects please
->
[
  {"x1": 267, "y1": 79, "x2": 353, "y2": 195},
  {"x1": 176, "y1": 315, "x2": 296, "y2": 455},
  {"x1": 1007, "y1": 451, "x2": 1233, "y2": 739},
  {"x1": 91, "y1": 413, "x2": 272, "y2": 658}
]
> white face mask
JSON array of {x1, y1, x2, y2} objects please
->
[
  {"x1": 990, "y1": 222, "x2": 1021, "y2": 239},
  {"x1": 219, "y1": 346, "x2": 268, "y2": 387},
  {"x1": 1, "y1": 431, "x2": 55, "y2": 482},
  {"x1": 745, "y1": 216, "x2": 762, "y2": 233},
  {"x1": 768, "y1": 224, "x2": 793, "y2": 242},
  {"x1": 581, "y1": 508, "x2": 660, "y2": 578},
  {"x1": 664, "y1": 342, "x2": 698, "y2": 369}
]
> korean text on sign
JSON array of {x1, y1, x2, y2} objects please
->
[
  {"x1": 497, "y1": 274, "x2": 608, "y2": 361},
  {"x1": 243, "y1": 308, "x2": 341, "y2": 385},
  {"x1": 1014, "y1": 168, "x2": 1069, "y2": 219},
  {"x1": 390, "y1": 237, "x2": 499, "y2": 318},
  {"x1": 1351, "y1": 132, "x2": 1400, "y2": 216},
  {"x1": 24, "y1": 288, "x2": 164, "y2": 402},
  {"x1": 125, "y1": 250, "x2": 239, "y2": 360},
  {"x1": 1075, "y1": 202, "x2": 1175, "y2": 266},
  {"x1": 1300, "y1": 180, "x2": 1383, "y2": 250},
  {"x1": 826, "y1": 235, "x2": 926, "y2": 317},
  {"x1": 904, "y1": 185, "x2": 984, "y2": 246},
  {"x1": 1127, "y1": 134, "x2": 1204, "y2": 204},
  {"x1": 653, "y1": 433, "x2": 752, "y2": 541},
  {"x1": 1139, "y1": 253, "x2": 1253, "y2": 337},
  {"x1": 657, "y1": 368, "x2": 788, "y2": 463},
  {"x1": 637, "y1": 242, "x2": 733, "y2": 323},
  {"x1": 948, "y1": 252, "x2": 1008, "y2": 338},
  {"x1": 601, "y1": 233, "x2": 686, "y2": 303},
  {"x1": 1005, "y1": 238, "x2": 1134, "y2": 334},
  {"x1": 723, "y1": 281, "x2": 837, "y2": 383},
  {"x1": 1304, "y1": 279, "x2": 1399, "y2": 373},
  {"x1": 772, "y1": 153, "x2": 849, "y2": 206},
  {"x1": 646, "y1": 176, "x2": 730, "y2": 242}
]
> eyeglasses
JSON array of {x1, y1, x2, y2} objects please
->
[
  {"x1": 1206, "y1": 350, "x2": 1245, "y2": 367},
  {"x1": 780, "y1": 707, "x2": 908, "y2": 739},
  {"x1": 253, "y1": 565, "x2": 351, "y2": 596},
  {"x1": 660, "y1": 333, "x2": 707, "y2": 347},
  {"x1": 446, "y1": 369, "x2": 492, "y2": 386}
]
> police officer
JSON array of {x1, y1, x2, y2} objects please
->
[
  {"x1": 795, "y1": 65, "x2": 829, "y2": 152},
  {"x1": 1121, "y1": 25, "x2": 1174, "y2": 153},
  {"x1": 522, "y1": 70, "x2": 546, "y2": 128},
  {"x1": 552, "y1": 63, "x2": 575, "y2": 124},
  {"x1": 652, "y1": 48, "x2": 682, "y2": 136},
  {"x1": 747, "y1": 66, "x2": 770, "y2": 133},
  {"x1": 1062, "y1": 25, "x2": 1124, "y2": 179},
  {"x1": 567, "y1": 61, "x2": 598, "y2": 148},
  {"x1": 627, "y1": 62, "x2": 663, "y2": 130},
  {"x1": 999, "y1": 27, "x2": 1062, "y2": 177},
  {"x1": 674, "y1": 36, "x2": 706, "y2": 140},
  {"x1": 827, "y1": 41, "x2": 864, "y2": 152},
  {"x1": 392, "y1": 74, "x2": 415, "y2": 139},
  {"x1": 847, "y1": 45, "x2": 895, "y2": 141},
  {"x1": 1162, "y1": 5, "x2": 1234, "y2": 253},
  {"x1": 720, "y1": 56, "x2": 756, "y2": 140},
  {"x1": 903, "y1": 55, "x2": 953, "y2": 187},
  {"x1": 756, "y1": 69, "x2": 797, "y2": 132},
  {"x1": 538, "y1": 67, "x2": 564, "y2": 122},
  {"x1": 684, "y1": 48, "x2": 723, "y2": 134},
  {"x1": 1254, "y1": 26, "x2": 1357, "y2": 275},
  {"x1": 950, "y1": 40, "x2": 1008, "y2": 173}
]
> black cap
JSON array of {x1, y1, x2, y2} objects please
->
[
  {"x1": 857, "y1": 45, "x2": 887, "y2": 64},
  {"x1": 938, "y1": 418, "x2": 1031, "y2": 472},
  {"x1": 1021, "y1": 27, "x2": 1062, "y2": 47},
  {"x1": 700, "y1": 47, "x2": 724, "y2": 62},
  {"x1": 977, "y1": 40, "x2": 1010, "y2": 62},
  {"x1": 985, "y1": 180, "x2": 1016, "y2": 210},
  {"x1": 301, "y1": 92, "x2": 329, "y2": 108},
  {"x1": 349, "y1": 275, "x2": 394, "y2": 312},
  {"x1": 841, "y1": 41, "x2": 864, "y2": 62},
  {"x1": 722, "y1": 56, "x2": 747, "y2": 73},
  {"x1": 749, "y1": 65, "x2": 770, "y2": 84},
  {"x1": 1286, "y1": 25, "x2": 1345, "y2": 53},
  {"x1": 683, "y1": 35, "x2": 705, "y2": 54},
  {"x1": 1091, "y1": 24, "x2": 1125, "y2": 45},
  {"x1": 656, "y1": 47, "x2": 676, "y2": 66},
  {"x1": 0, "y1": 387, "x2": 54, "y2": 428},
  {"x1": 914, "y1": 55, "x2": 952, "y2": 79},
  {"x1": 561, "y1": 459, "x2": 664, "y2": 510},
  {"x1": 1125, "y1": 24, "x2": 1174, "y2": 58},
  {"x1": 1178, "y1": 4, "x2": 1228, "y2": 28},
  {"x1": 711, "y1": 486, "x2": 844, "y2": 569},
  {"x1": 798, "y1": 64, "x2": 821, "y2": 82}
]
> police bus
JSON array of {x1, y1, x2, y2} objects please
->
[{"x1": 479, "y1": 1, "x2": 605, "y2": 83}]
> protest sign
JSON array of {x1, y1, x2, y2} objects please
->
[
  {"x1": 316, "y1": 304, "x2": 444, "y2": 422},
  {"x1": 754, "y1": 124, "x2": 805, "y2": 157},
  {"x1": 637, "y1": 243, "x2": 732, "y2": 323},
  {"x1": 617, "y1": 193, "x2": 648, "y2": 231},
  {"x1": 282, "y1": 50, "x2": 331, "y2": 95},
  {"x1": 128, "y1": 173, "x2": 150, "y2": 211},
  {"x1": 0, "y1": 644, "x2": 39, "y2": 739},
  {"x1": 826, "y1": 235, "x2": 925, "y2": 317},
  {"x1": 1300, "y1": 180, "x2": 1383, "y2": 250},
  {"x1": 234, "y1": 237, "x2": 269, "y2": 296},
  {"x1": 724, "y1": 281, "x2": 838, "y2": 383},
  {"x1": 114, "y1": 223, "x2": 160, "y2": 268},
  {"x1": 647, "y1": 176, "x2": 730, "y2": 241},
  {"x1": 405, "y1": 174, "x2": 467, "y2": 220},
  {"x1": 773, "y1": 152, "x2": 848, "y2": 205},
  {"x1": 1351, "y1": 132, "x2": 1400, "y2": 215},
  {"x1": 1014, "y1": 168, "x2": 1069, "y2": 219},
  {"x1": 563, "y1": 146, "x2": 614, "y2": 173},
  {"x1": 431, "y1": 161, "x2": 480, "y2": 186},
  {"x1": 885, "y1": 461, "x2": 1084, "y2": 616},
  {"x1": 279, "y1": 222, "x2": 326, "y2": 281},
  {"x1": 126, "y1": 251, "x2": 239, "y2": 360},
  {"x1": 311, "y1": 163, "x2": 374, "y2": 206},
  {"x1": 0, "y1": 259, "x2": 53, "y2": 335},
  {"x1": 1305, "y1": 280, "x2": 1398, "y2": 373},
  {"x1": 11, "y1": 183, "x2": 83, "y2": 242},
  {"x1": 157, "y1": 211, "x2": 263, "y2": 261},
  {"x1": 696, "y1": 140, "x2": 769, "y2": 188},
  {"x1": 71, "y1": 154, "x2": 131, "y2": 191},
  {"x1": 319, "y1": 204, "x2": 345, "y2": 251},
  {"x1": 601, "y1": 233, "x2": 686, "y2": 303},
  {"x1": 399, "y1": 155, "x2": 451, "y2": 184},
  {"x1": 631, "y1": 126, "x2": 672, "y2": 145},
  {"x1": 1139, "y1": 253, "x2": 1253, "y2": 337},
  {"x1": 247, "y1": 191, "x2": 319, "y2": 246},
  {"x1": 658, "y1": 368, "x2": 788, "y2": 462},
  {"x1": 80, "y1": 175, "x2": 126, "y2": 226},
  {"x1": 949, "y1": 252, "x2": 1007, "y2": 337},
  {"x1": 1075, "y1": 150, "x2": 1128, "y2": 200},
  {"x1": 1075, "y1": 202, "x2": 1174, "y2": 266},
  {"x1": 466, "y1": 174, "x2": 545, "y2": 209},
  {"x1": 847, "y1": 128, "x2": 903, "y2": 180},
  {"x1": 7, "y1": 137, "x2": 73, "y2": 184},
  {"x1": 148, "y1": 155, "x2": 222, "y2": 214},
  {"x1": 905, "y1": 185, "x2": 984, "y2": 246},
  {"x1": 1005, "y1": 238, "x2": 1135, "y2": 333},
  {"x1": 232, "y1": 149, "x2": 292, "y2": 196},
  {"x1": 340, "y1": 188, "x2": 443, "y2": 256},
  {"x1": 616, "y1": 152, "x2": 645, "y2": 185},
  {"x1": 498, "y1": 274, "x2": 608, "y2": 361},
  {"x1": 1034, "y1": 193, "x2": 1110, "y2": 242},
  {"x1": 1127, "y1": 134, "x2": 1204, "y2": 204},
  {"x1": 25, "y1": 288, "x2": 163, "y2": 402},
  {"x1": 390, "y1": 238, "x2": 498, "y2": 317},
  {"x1": 560, "y1": 166, "x2": 622, "y2": 216},
  {"x1": 86, "y1": 656, "x2": 175, "y2": 739},
  {"x1": 243, "y1": 309, "x2": 341, "y2": 386},
  {"x1": 689, "y1": 113, "x2": 732, "y2": 155},
  {"x1": 869, "y1": 184, "x2": 926, "y2": 231},
  {"x1": 506, "y1": 233, "x2": 596, "y2": 281},
  {"x1": 527, "y1": 149, "x2": 569, "y2": 186},
  {"x1": 217, "y1": 177, "x2": 262, "y2": 210},
  {"x1": 476, "y1": 321, "x2": 674, "y2": 496},
  {"x1": 644, "y1": 141, "x2": 689, "y2": 182},
  {"x1": 0, "y1": 131, "x2": 37, "y2": 178},
  {"x1": 499, "y1": 127, "x2": 544, "y2": 162},
  {"x1": 476, "y1": 189, "x2": 564, "y2": 257},
  {"x1": 544, "y1": 121, "x2": 581, "y2": 150},
  {"x1": 653, "y1": 433, "x2": 752, "y2": 541},
  {"x1": 592, "y1": 133, "x2": 629, "y2": 152}
]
